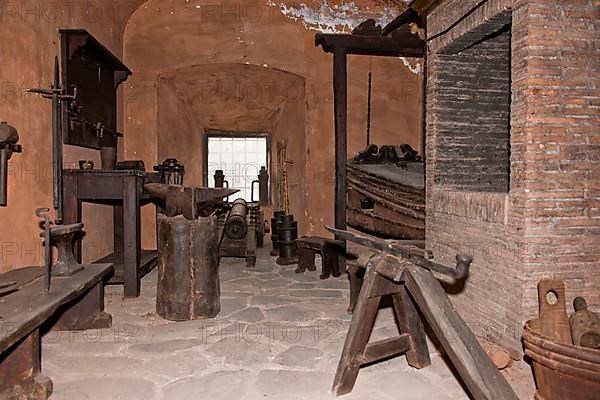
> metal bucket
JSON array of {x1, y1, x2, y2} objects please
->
[{"x1": 523, "y1": 319, "x2": 600, "y2": 400}]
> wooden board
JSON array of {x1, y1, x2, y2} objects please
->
[
  {"x1": 0, "y1": 267, "x2": 45, "y2": 290},
  {"x1": 0, "y1": 264, "x2": 113, "y2": 353},
  {"x1": 402, "y1": 264, "x2": 519, "y2": 400},
  {"x1": 347, "y1": 163, "x2": 425, "y2": 240},
  {"x1": 96, "y1": 250, "x2": 157, "y2": 284}
]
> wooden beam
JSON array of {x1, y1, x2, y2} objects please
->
[
  {"x1": 403, "y1": 264, "x2": 520, "y2": 400},
  {"x1": 381, "y1": 8, "x2": 421, "y2": 36},
  {"x1": 315, "y1": 34, "x2": 425, "y2": 58},
  {"x1": 333, "y1": 47, "x2": 347, "y2": 238},
  {"x1": 409, "y1": 0, "x2": 445, "y2": 15},
  {"x1": 361, "y1": 335, "x2": 411, "y2": 364}
]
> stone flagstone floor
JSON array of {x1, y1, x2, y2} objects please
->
[{"x1": 43, "y1": 245, "x2": 535, "y2": 399}]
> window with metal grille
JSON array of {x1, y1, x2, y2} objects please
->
[{"x1": 205, "y1": 133, "x2": 269, "y2": 201}]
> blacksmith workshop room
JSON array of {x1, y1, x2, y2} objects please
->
[{"x1": 0, "y1": 0, "x2": 598, "y2": 399}]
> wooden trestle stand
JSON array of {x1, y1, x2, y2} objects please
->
[{"x1": 328, "y1": 228, "x2": 519, "y2": 400}]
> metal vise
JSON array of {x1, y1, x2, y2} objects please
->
[
  {"x1": 0, "y1": 122, "x2": 22, "y2": 206},
  {"x1": 145, "y1": 183, "x2": 238, "y2": 220}
]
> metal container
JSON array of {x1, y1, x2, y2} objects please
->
[
  {"x1": 523, "y1": 318, "x2": 600, "y2": 400},
  {"x1": 276, "y1": 214, "x2": 298, "y2": 265},
  {"x1": 100, "y1": 146, "x2": 116, "y2": 170},
  {"x1": 270, "y1": 211, "x2": 285, "y2": 256}
]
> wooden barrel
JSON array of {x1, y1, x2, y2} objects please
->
[
  {"x1": 523, "y1": 319, "x2": 600, "y2": 400},
  {"x1": 157, "y1": 214, "x2": 220, "y2": 321}
]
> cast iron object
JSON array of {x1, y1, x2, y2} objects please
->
[
  {"x1": 224, "y1": 198, "x2": 248, "y2": 240},
  {"x1": 276, "y1": 214, "x2": 299, "y2": 265},
  {"x1": 353, "y1": 143, "x2": 421, "y2": 166},
  {"x1": 325, "y1": 226, "x2": 471, "y2": 280},
  {"x1": 116, "y1": 160, "x2": 145, "y2": 171},
  {"x1": 0, "y1": 122, "x2": 22, "y2": 207},
  {"x1": 35, "y1": 208, "x2": 52, "y2": 292},
  {"x1": 145, "y1": 183, "x2": 238, "y2": 220},
  {"x1": 258, "y1": 166, "x2": 269, "y2": 206},
  {"x1": 214, "y1": 170, "x2": 227, "y2": 188},
  {"x1": 250, "y1": 166, "x2": 269, "y2": 206},
  {"x1": 270, "y1": 211, "x2": 286, "y2": 256},
  {"x1": 154, "y1": 158, "x2": 185, "y2": 185},
  {"x1": 44, "y1": 223, "x2": 85, "y2": 276}
]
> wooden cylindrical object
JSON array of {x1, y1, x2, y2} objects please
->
[{"x1": 157, "y1": 214, "x2": 220, "y2": 321}]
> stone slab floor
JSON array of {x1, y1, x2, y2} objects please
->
[{"x1": 43, "y1": 246, "x2": 535, "y2": 399}]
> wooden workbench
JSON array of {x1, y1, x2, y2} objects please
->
[
  {"x1": 0, "y1": 264, "x2": 113, "y2": 399},
  {"x1": 63, "y1": 169, "x2": 158, "y2": 298}
]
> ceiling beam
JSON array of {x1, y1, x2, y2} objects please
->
[{"x1": 314, "y1": 33, "x2": 425, "y2": 58}]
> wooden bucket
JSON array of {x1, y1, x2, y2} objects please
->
[{"x1": 523, "y1": 319, "x2": 600, "y2": 400}]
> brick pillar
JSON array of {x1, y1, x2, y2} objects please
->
[{"x1": 511, "y1": 0, "x2": 600, "y2": 320}]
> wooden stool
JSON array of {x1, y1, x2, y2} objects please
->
[{"x1": 296, "y1": 236, "x2": 345, "y2": 279}]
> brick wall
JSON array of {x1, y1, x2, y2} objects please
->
[
  {"x1": 432, "y1": 27, "x2": 511, "y2": 192},
  {"x1": 425, "y1": 0, "x2": 599, "y2": 357},
  {"x1": 510, "y1": 0, "x2": 600, "y2": 321}
]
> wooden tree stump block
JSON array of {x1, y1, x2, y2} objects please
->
[{"x1": 157, "y1": 214, "x2": 220, "y2": 320}]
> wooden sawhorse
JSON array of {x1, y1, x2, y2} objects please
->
[{"x1": 332, "y1": 251, "x2": 519, "y2": 400}]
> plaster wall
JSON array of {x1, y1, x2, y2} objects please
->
[
  {"x1": 123, "y1": 0, "x2": 424, "y2": 247},
  {"x1": 0, "y1": 0, "x2": 144, "y2": 272}
]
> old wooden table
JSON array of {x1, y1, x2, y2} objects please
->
[{"x1": 63, "y1": 169, "x2": 158, "y2": 298}]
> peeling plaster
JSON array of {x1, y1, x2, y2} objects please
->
[
  {"x1": 267, "y1": 0, "x2": 397, "y2": 34},
  {"x1": 399, "y1": 57, "x2": 422, "y2": 75}
]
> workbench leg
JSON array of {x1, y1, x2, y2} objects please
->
[
  {"x1": 296, "y1": 248, "x2": 315, "y2": 273},
  {"x1": 0, "y1": 329, "x2": 52, "y2": 400},
  {"x1": 113, "y1": 204, "x2": 124, "y2": 266},
  {"x1": 122, "y1": 177, "x2": 141, "y2": 298},
  {"x1": 325, "y1": 245, "x2": 342, "y2": 277},
  {"x1": 332, "y1": 268, "x2": 381, "y2": 396},
  {"x1": 393, "y1": 286, "x2": 430, "y2": 368},
  {"x1": 62, "y1": 174, "x2": 81, "y2": 261},
  {"x1": 51, "y1": 282, "x2": 112, "y2": 330}
]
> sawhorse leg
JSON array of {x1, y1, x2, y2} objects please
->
[{"x1": 332, "y1": 263, "x2": 430, "y2": 396}]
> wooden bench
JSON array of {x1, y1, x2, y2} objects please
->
[
  {"x1": 295, "y1": 236, "x2": 345, "y2": 279},
  {"x1": 0, "y1": 263, "x2": 113, "y2": 400}
]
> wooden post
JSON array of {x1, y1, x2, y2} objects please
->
[
  {"x1": 333, "y1": 47, "x2": 347, "y2": 268},
  {"x1": 157, "y1": 214, "x2": 220, "y2": 321}
]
